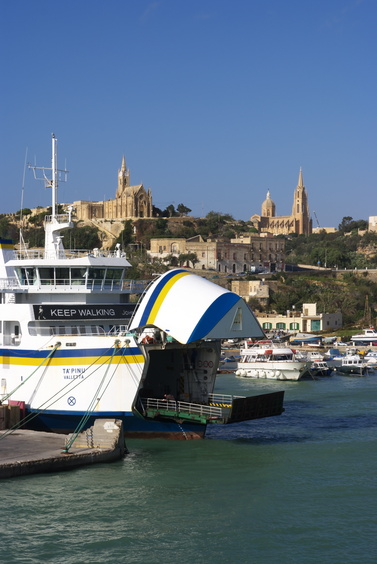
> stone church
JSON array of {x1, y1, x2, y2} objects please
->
[
  {"x1": 250, "y1": 169, "x2": 312, "y2": 235},
  {"x1": 72, "y1": 157, "x2": 153, "y2": 221}
]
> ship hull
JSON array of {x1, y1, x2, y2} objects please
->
[{"x1": 25, "y1": 409, "x2": 206, "y2": 439}]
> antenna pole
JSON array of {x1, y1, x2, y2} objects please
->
[
  {"x1": 28, "y1": 133, "x2": 68, "y2": 216},
  {"x1": 51, "y1": 134, "x2": 58, "y2": 219}
]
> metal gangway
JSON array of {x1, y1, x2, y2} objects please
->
[
  {"x1": 138, "y1": 390, "x2": 285, "y2": 425},
  {"x1": 140, "y1": 397, "x2": 229, "y2": 424}
]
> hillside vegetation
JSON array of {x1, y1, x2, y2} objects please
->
[
  {"x1": 263, "y1": 271, "x2": 376, "y2": 327},
  {"x1": 2, "y1": 209, "x2": 377, "y2": 325}
]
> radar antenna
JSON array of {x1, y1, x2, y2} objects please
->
[{"x1": 28, "y1": 133, "x2": 69, "y2": 218}]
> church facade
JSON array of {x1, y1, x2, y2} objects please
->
[
  {"x1": 72, "y1": 157, "x2": 153, "y2": 221},
  {"x1": 251, "y1": 169, "x2": 312, "y2": 235}
]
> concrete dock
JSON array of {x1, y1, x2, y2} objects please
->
[{"x1": 0, "y1": 419, "x2": 126, "y2": 479}]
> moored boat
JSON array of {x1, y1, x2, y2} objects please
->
[
  {"x1": 310, "y1": 360, "x2": 333, "y2": 377},
  {"x1": 328, "y1": 354, "x2": 367, "y2": 376},
  {"x1": 235, "y1": 340, "x2": 311, "y2": 381},
  {"x1": 363, "y1": 351, "x2": 377, "y2": 370},
  {"x1": 351, "y1": 328, "x2": 377, "y2": 346},
  {"x1": 218, "y1": 354, "x2": 241, "y2": 372}
]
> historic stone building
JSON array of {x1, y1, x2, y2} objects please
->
[
  {"x1": 149, "y1": 233, "x2": 285, "y2": 273},
  {"x1": 251, "y1": 169, "x2": 312, "y2": 235},
  {"x1": 72, "y1": 157, "x2": 153, "y2": 221}
]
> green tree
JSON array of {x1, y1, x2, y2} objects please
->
[
  {"x1": 65, "y1": 225, "x2": 101, "y2": 250},
  {"x1": 177, "y1": 203, "x2": 192, "y2": 216},
  {"x1": 178, "y1": 252, "x2": 199, "y2": 268},
  {"x1": 113, "y1": 219, "x2": 134, "y2": 249},
  {"x1": 163, "y1": 253, "x2": 179, "y2": 267},
  {"x1": 164, "y1": 204, "x2": 178, "y2": 217}
]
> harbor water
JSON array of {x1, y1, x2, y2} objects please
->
[{"x1": 3, "y1": 372, "x2": 377, "y2": 564}]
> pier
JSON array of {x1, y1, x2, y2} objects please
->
[{"x1": 0, "y1": 416, "x2": 126, "y2": 479}]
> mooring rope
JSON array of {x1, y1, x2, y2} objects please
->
[
  {"x1": 0, "y1": 343, "x2": 117, "y2": 441},
  {"x1": 0, "y1": 342, "x2": 62, "y2": 405},
  {"x1": 62, "y1": 340, "x2": 123, "y2": 453}
]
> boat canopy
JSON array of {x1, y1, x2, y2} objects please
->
[{"x1": 129, "y1": 269, "x2": 264, "y2": 344}]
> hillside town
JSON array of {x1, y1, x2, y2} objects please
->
[{"x1": 1, "y1": 154, "x2": 377, "y2": 335}]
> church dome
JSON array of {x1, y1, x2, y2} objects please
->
[{"x1": 262, "y1": 190, "x2": 275, "y2": 217}]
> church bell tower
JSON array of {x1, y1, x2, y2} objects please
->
[
  {"x1": 116, "y1": 156, "x2": 130, "y2": 198},
  {"x1": 291, "y1": 168, "x2": 311, "y2": 235}
]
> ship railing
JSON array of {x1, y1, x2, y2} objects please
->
[
  {"x1": 208, "y1": 393, "x2": 245, "y2": 405},
  {"x1": 142, "y1": 398, "x2": 224, "y2": 420},
  {"x1": 13, "y1": 277, "x2": 148, "y2": 293},
  {"x1": 14, "y1": 248, "x2": 131, "y2": 260},
  {"x1": 44, "y1": 214, "x2": 71, "y2": 224},
  {"x1": 85, "y1": 279, "x2": 148, "y2": 293},
  {"x1": 0, "y1": 277, "x2": 21, "y2": 290},
  {"x1": 108, "y1": 325, "x2": 134, "y2": 337},
  {"x1": 28, "y1": 323, "x2": 107, "y2": 336}
]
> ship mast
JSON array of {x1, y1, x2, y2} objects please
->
[
  {"x1": 51, "y1": 133, "x2": 58, "y2": 218},
  {"x1": 28, "y1": 133, "x2": 68, "y2": 217},
  {"x1": 28, "y1": 134, "x2": 73, "y2": 258}
]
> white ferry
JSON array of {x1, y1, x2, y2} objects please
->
[{"x1": 0, "y1": 136, "x2": 285, "y2": 439}]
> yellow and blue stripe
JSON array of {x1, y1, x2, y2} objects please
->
[
  {"x1": 0, "y1": 238, "x2": 14, "y2": 249},
  {"x1": 138, "y1": 269, "x2": 190, "y2": 326},
  {"x1": 0, "y1": 347, "x2": 144, "y2": 366}
]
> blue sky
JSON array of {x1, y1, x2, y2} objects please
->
[{"x1": 1, "y1": 0, "x2": 376, "y2": 228}]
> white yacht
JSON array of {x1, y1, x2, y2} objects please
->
[
  {"x1": 235, "y1": 340, "x2": 311, "y2": 381},
  {"x1": 351, "y1": 328, "x2": 377, "y2": 345},
  {"x1": 0, "y1": 136, "x2": 285, "y2": 439}
]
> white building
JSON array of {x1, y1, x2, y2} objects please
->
[{"x1": 256, "y1": 303, "x2": 342, "y2": 333}]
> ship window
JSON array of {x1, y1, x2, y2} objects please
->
[
  {"x1": 55, "y1": 268, "x2": 70, "y2": 285},
  {"x1": 88, "y1": 268, "x2": 106, "y2": 285},
  {"x1": 71, "y1": 268, "x2": 87, "y2": 285},
  {"x1": 39, "y1": 268, "x2": 55, "y2": 284},
  {"x1": 106, "y1": 269, "x2": 123, "y2": 280},
  {"x1": 88, "y1": 268, "x2": 106, "y2": 281},
  {"x1": 17, "y1": 267, "x2": 37, "y2": 285},
  {"x1": 3, "y1": 321, "x2": 21, "y2": 345}
]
